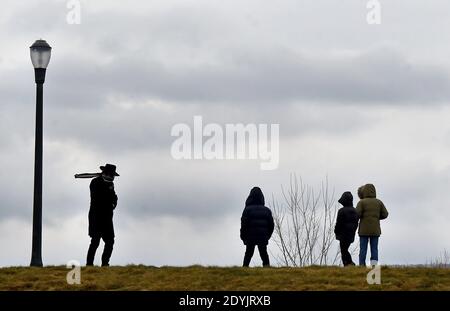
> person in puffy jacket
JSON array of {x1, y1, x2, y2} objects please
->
[
  {"x1": 334, "y1": 191, "x2": 359, "y2": 266},
  {"x1": 356, "y1": 184, "x2": 389, "y2": 266},
  {"x1": 240, "y1": 187, "x2": 274, "y2": 267}
]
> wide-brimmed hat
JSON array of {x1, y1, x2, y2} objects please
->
[{"x1": 100, "y1": 164, "x2": 120, "y2": 176}]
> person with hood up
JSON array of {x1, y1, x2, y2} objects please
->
[
  {"x1": 356, "y1": 183, "x2": 389, "y2": 266},
  {"x1": 240, "y1": 187, "x2": 274, "y2": 267},
  {"x1": 334, "y1": 191, "x2": 359, "y2": 266},
  {"x1": 357, "y1": 185, "x2": 365, "y2": 200}
]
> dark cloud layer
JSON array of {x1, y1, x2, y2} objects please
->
[{"x1": 43, "y1": 47, "x2": 450, "y2": 106}]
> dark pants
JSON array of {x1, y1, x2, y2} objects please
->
[
  {"x1": 86, "y1": 234, "x2": 114, "y2": 266},
  {"x1": 339, "y1": 240, "x2": 354, "y2": 266},
  {"x1": 243, "y1": 244, "x2": 270, "y2": 267}
]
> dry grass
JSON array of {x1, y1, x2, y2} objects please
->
[{"x1": 0, "y1": 265, "x2": 449, "y2": 291}]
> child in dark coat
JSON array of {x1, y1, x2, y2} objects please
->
[
  {"x1": 334, "y1": 191, "x2": 359, "y2": 266},
  {"x1": 240, "y1": 187, "x2": 274, "y2": 267}
]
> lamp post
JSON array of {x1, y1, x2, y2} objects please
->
[{"x1": 30, "y1": 39, "x2": 51, "y2": 267}]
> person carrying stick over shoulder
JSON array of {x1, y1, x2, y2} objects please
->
[{"x1": 75, "y1": 163, "x2": 119, "y2": 266}]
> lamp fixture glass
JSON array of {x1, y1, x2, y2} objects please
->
[{"x1": 30, "y1": 39, "x2": 52, "y2": 69}]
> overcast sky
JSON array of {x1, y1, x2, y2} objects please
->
[{"x1": 1, "y1": 0, "x2": 450, "y2": 267}]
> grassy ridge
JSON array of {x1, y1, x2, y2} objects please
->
[{"x1": 0, "y1": 266, "x2": 449, "y2": 291}]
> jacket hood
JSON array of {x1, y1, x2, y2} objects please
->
[
  {"x1": 357, "y1": 186, "x2": 365, "y2": 199},
  {"x1": 362, "y1": 184, "x2": 377, "y2": 198},
  {"x1": 245, "y1": 187, "x2": 265, "y2": 206},
  {"x1": 338, "y1": 191, "x2": 353, "y2": 207}
]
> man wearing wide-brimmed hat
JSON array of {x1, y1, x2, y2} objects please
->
[{"x1": 85, "y1": 164, "x2": 119, "y2": 266}]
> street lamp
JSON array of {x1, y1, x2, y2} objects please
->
[{"x1": 30, "y1": 39, "x2": 51, "y2": 267}]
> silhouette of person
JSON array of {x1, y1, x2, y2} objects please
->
[
  {"x1": 334, "y1": 191, "x2": 359, "y2": 266},
  {"x1": 240, "y1": 187, "x2": 274, "y2": 267},
  {"x1": 86, "y1": 164, "x2": 119, "y2": 266}
]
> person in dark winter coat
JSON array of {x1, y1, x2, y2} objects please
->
[
  {"x1": 334, "y1": 191, "x2": 359, "y2": 266},
  {"x1": 86, "y1": 164, "x2": 119, "y2": 266},
  {"x1": 356, "y1": 183, "x2": 388, "y2": 266},
  {"x1": 240, "y1": 187, "x2": 274, "y2": 267}
]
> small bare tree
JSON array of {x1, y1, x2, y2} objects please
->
[
  {"x1": 270, "y1": 174, "x2": 341, "y2": 267},
  {"x1": 427, "y1": 250, "x2": 450, "y2": 268}
]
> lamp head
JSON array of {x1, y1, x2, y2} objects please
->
[{"x1": 30, "y1": 39, "x2": 52, "y2": 69}]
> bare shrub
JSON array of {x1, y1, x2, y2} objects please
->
[
  {"x1": 426, "y1": 250, "x2": 450, "y2": 268},
  {"x1": 270, "y1": 174, "x2": 342, "y2": 267}
]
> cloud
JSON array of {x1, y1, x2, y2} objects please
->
[
  {"x1": 43, "y1": 46, "x2": 450, "y2": 106},
  {"x1": 2, "y1": 0, "x2": 450, "y2": 267}
]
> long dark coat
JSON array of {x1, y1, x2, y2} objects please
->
[
  {"x1": 240, "y1": 187, "x2": 274, "y2": 246},
  {"x1": 88, "y1": 176, "x2": 118, "y2": 238},
  {"x1": 334, "y1": 191, "x2": 359, "y2": 243}
]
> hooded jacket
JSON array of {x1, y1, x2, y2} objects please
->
[
  {"x1": 356, "y1": 184, "x2": 388, "y2": 236},
  {"x1": 240, "y1": 187, "x2": 274, "y2": 245},
  {"x1": 357, "y1": 185, "x2": 365, "y2": 200},
  {"x1": 334, "y1": 192, "x2": 359, "y2": 242}
]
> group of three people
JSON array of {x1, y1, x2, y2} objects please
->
[
  {"x1": 239, "y1": 184, "x2": 388, "y2": 267},
  {"x1": 83, "y1": 164, "x2": 388, "y2": 267}
]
